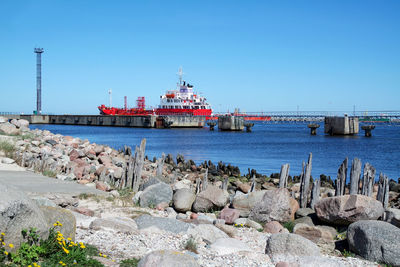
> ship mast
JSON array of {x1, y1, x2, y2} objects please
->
[{"x1": 177, "y1": 66, "x2": 184, "y2": 86}]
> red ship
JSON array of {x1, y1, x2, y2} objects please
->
[{"x1": 98, "y1": 68, "x2": 213, "y2": 117}]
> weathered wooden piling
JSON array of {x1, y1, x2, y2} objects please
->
[
  {"x1": 361, "y1": 163, "x2": 375, "y2": 197},
  {"x1": 250, "y1": 175, "x2": 256, "y2": 192},
  {"x1": 349, "y1": 158, "x2": 362, "y2": 195},
  {"x1": 300, "y1": 153, "x2": 312, "y2": 208},
  {"x1": 361, "y1": 125, "x2": 375, "y2": 137},
  {"x1": 156, "y1": 153, "x2": 166, "y2": 177},
  {"x1": 335, "y1": 158, "x2": 348, "y2": 196},
  {"x1": 307, "y1": 124, "x2": 320, "y2": 135},
  {"x1": 377, "y1": 173, "x2": 389, "y2": 208},
  {"x1": 278, "y1": 163, "x2": 290, "y2": 189},
  {"x1": 202, "y1": 168, "x2": 208, "y2": 191},
  {"x1": 310, "y1": 179, "x2": 320, "y2": 209}
]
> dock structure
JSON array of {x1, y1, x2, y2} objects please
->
[
  {"x1": 218, "y1": 115, "x2": 244, "y2": 131},
  {"x1": 5, "y1": 114, "x2": 205, "y2": 129},
  {"x1": 307, "y1": 123, "x2": 320, "y2": 135},
  {"x1": 361, "y1": 125, "x2": 375, "y2": 137},
  {"x1": 324, "y1": 116, "x2": 359, "y2": 135}
]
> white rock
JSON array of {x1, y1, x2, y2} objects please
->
[
  {"x1": 209, "y1": 238, "x2": 252, "y2": 255},
  {"x1": 1, "y1": 158, "x2": 15, "y2": 164}
]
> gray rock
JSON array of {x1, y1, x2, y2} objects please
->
[
  {"x1": 283, "y1": 256, "x2": 343, "y2": 267},
  {"x1": 0, "y1": 122, "x2": 19, "y2": 135},
  {"x1": 294, "y1": 216, "x2": 315, "y2": 227},
  {"x1": 135, "y1": 214, "x2": 191, "y2": 234},
  {"x1": 0, "y1": 116, "x2": 7, "y2": 123},
  {"x1": 139, "y1": 177, "x2": 161, "y2": 191},
  {"x1": 295, "y1": 208, "x2": 315, "y2": 218},
  {"x1": 31, "y1": 196, "x2": 57, "y2": 207},
  {"x1": 347, "y1": 220, "x2": 400, "y2": 266},
  {"x1": 138, "y1": 250, "x2": 199, "y2": 267},
  {"x1": 89, "y1": 217, "x2": 137, "y2": 234},
  {"x1": 176, "y1": 213, "x2": 188, "y2": 220},
  {"x1": 293, "y1": 223, "x2": 335, "y2": 252},
  {"x1": 192, "y1": 185, "x2": 229, "y2": 212},
  {"x1": 249, "y1": 188, "x2": 293, "y2": 223},
  {"x1": 1, "y1": 158, "x2": 15, "y2": 164},
  {"x1": 40, "y1": 206, "x2": 76, "y2": 241},
  {"x1": 265, "y1": 233, "x2": 320, "y2": 263},
  {"x1": 314, "y1": 195, "x2": 384, "y2": 225},
  {"x1": 232, "y1": 190, "x2": 265, "y2": 217},
  {"x1": 173, "y1": 188, "x2": 195, "y2": 212},
  {"x1": 384, "y1": 208, "x2": 400, "y2": 228},
  {"x1": 139, "y1": 182, "x2": 173, "y2": 208},
  {"x1": 0, "y1": 182, "x2": 49, "y2": 248},
  {"x1": 188, "y1": 224, "x2": 228, "y2": 244},
  {"x1": 209, "y1": 238, "x2": 252, "y2": 255}
]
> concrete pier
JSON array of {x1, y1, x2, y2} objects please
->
[
  {"x1": 361, "y1": 125, "x2": 375, "y2": 137},
  {"x1": 308, "y1": 124, "x2": 320, "y2": 135},
  {"x1": 207, "y1": 122, "x2": 216, "y2": 131},
  {"x1": 9, "y1": 114, "x2": 205, "y2": 129},
  {"x1": 324, "y1": 116, "x2": 359, "y2": 135},
  {"x1": 218, "y1": 115, "x2": 244, "y2": 131}
]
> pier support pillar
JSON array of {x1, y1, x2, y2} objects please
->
[
  {"x1": 308, "y1": 124, "x2": 320, "y2": 135},
  {"x1": 207, "y1": 122, "x2": 216, "y2": 131},
  {"x1": 361, "y1": 125, "x2": 375, "y2": 137},
  {"x1": 244, "y1": 122, "x2": 254, "y2": 132}
]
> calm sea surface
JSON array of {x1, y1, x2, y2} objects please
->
[{"x1": 30, "y1": 122, "x2": 400, "y2": 180}]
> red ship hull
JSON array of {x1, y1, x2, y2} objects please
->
[
  {"x1": 98, "y1": 105, "x2": 154, "y2": 116},
  {"x1": 156, "y1": 108, "x2": 212, "y2": 116}
]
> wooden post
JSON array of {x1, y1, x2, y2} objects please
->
[
  {"x1": 132, "y1": 138, "x2": 146, "y2": 193},
  {"x1": 202, "y1": 168, "x2": 208, "y2": 192},
  {"x1": 349, "y1": 158, "x2": 362, "y2": 195},
  {"x1": 335, "y1": 158, "x2": 348, "y2": 196},
  {"x1": 300, "y1": 153, "x2": 312, "y2": 208},
  {"x1": 156, "y1": 153, "x2": 166, "y2": 177},
  {"x1": 222, "y1": 176, "x2": 229, "y2": 191},
  {"x1": 310, "y1": 179, "x2": 320, "y2": 209},
  {"x1": 196, "y1": 178, "x2": 201, "y2": 194},
  {"x1": 279, "y1": 163, "x2": 290, "y2": 188},
  {"x1": 361, "y1": 163, "x2": 375, "y2": 197},
  {"x1": 377, "y1": 173, "x2": 389, "y2": 208},
  {"x1": 250, "y1": 174, "x2": 256, "y2": 192}
]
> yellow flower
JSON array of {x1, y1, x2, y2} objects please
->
[
  {"x1": 99, "y1": 253, "x2": 102, "y2": 256},
  {"x1": 1, "y1": 232, "x2": 4, "y2": 236},
  {"x1": 2, "y1": 242, "x2": 5, "y2": 246},
  {"x1": 67, "y1": 237, "x2": 72, "y2": 241},
  {"x1": 62, "y1": 247, "x2": 70, "y2": 254},
  {"x1": 59, "y1": 261, "x2": 63, "y2": 264},
  {"x1": 80, "y1": 244, "x2": 86, "y2": 249},
  {"x1": 4, "y1": 251, "x2": 8, "y2": 255},
  {"x1": 28, "y1": 265, "x2": 32, "y2": 267},
  {"x1": 8, "y1": 244, "x2": 14, "y2": 248},
  {"x1": 240, "y1": 224, "x2": 244, "y2": 227},
  {"x1": 103, "y1": 254, "x2": 107, "y2": 258}
]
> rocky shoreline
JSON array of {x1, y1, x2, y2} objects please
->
[{"x1": 1, "y1": 116, "x2": 400, "y2": 266}]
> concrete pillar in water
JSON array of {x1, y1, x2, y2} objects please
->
[
  {"x1": 361, "y1": 125, "x2": 375, "y2": 137},
  {"x1": 307, "y1": 124, "x2": 320, "y2": 135}
]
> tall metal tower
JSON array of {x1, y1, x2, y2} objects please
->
[{"x1": 34, "y1": 48, "x2": 44, "y2": 114}]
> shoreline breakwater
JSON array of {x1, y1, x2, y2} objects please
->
[{"x1": 1, "y1": 116, "x2": 400, "y2": 266}]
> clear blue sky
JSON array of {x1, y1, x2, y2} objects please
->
[{"x1": 1, "y1": 0, "x2": 399, "y2": 114}]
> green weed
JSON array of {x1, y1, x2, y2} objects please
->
[{"x1": 283, "y1": 221, "x2": 295, "y2": 233}]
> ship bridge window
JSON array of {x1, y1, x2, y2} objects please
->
[{"x1": 201, "y1": 106, "x2": 205, "y2": 109}]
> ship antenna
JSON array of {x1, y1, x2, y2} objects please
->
[{"x1": 177, "y1": 66, "x2": 184, "y2": 85}]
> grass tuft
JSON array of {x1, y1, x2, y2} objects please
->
[{"x1": 184, "y1": 238, "x2": 198, "y2": 254}]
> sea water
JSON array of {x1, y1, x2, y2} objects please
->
[{"x1": 30, "y1": 122, "x2": 400, "y2": 180}]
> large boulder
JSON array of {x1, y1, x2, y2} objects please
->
[
  {"x1": 0, "y1": 122, "x2": 19, "y2": 135},
  {"x1": 347, "y1": 220, "x2": 400, "y2": 266},
  {"x1": 232, "y1": 190, "x2": 265, "y2": 217},
  {"x1": 218, "y1": 207, "x2": 240, "y2": 224},
  {"x1": 40, "y1": 206, "x2": 76, "y2": 241},
  {"x1": 89, "y1": 217, "x2": 137, "y2": 234},
  {"x1": 192, "y1": 185, "x2": 229, "y2": 212},
  {"x1": 249, "y1": 188, "x2": 294, "y2": 223},
  {"x1": 173, "y1": 188, "x2": 195, "y2": 212},
  {"x1": 135, "y1": 214, "x2": 191, "y2": 234},
  {"x1": 265, "y1": 233, "x2": 320, "y2": 263},
  {"x1": 0, "y1": 183, "x2": 49, "y2": 247},
  {"x1": 140, "y1": 182, "x2": 173, "y2": 208},
  {"x1": 384, "y1": 208, "x2": 400, "y2": 228},
  {"x1": 314, "y1": 195, "x2": 384, "y2": 225},
  {"x1": 209, "y1": 238, "x2": 252, "y2": 255},
  {"x1": 293, "y1": 223, "x2": 335, "y2": 252},
  {"x1": 0, "y1": 116, "x2": 7, "y2": 123},
  {"x1": 10, "y1": 119, "x2": 29, "y2": 129},
  {"x1": 138, "y1": 250, "x2": 199, "y2": 267},
  {"x1": 188, "y1": 224, "x2": 228, "y2": 244}
]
